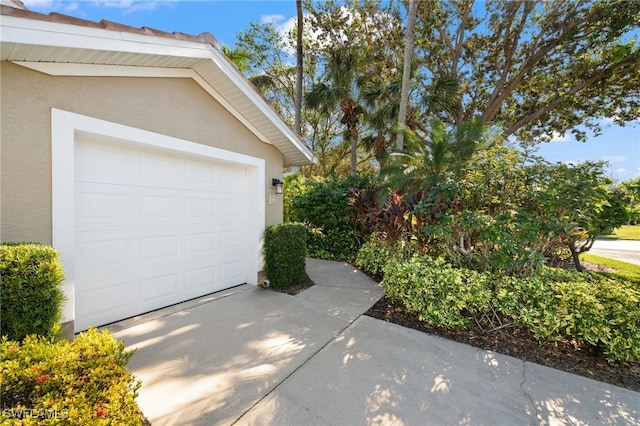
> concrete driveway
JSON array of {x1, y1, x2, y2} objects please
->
[
  {"x1": 590, "y1": 239, "x2": 640, "y2": 265},
  {"x1": 111, "y1": 259, "x2": 640, "y2": 425}
]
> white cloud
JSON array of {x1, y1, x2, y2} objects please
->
[
  {"x1": 615, "y1": 168, "x2": 628, "y2": 175},
  {"x1": 93, "y1": 0, "x2": 133, "y2": 8},
  {"x1": 603, "y1": 155, "x2": 626, "y2": 164},
  {"x1": 261, "y1": 14, "x2": 285, "y2": 25},
  {"x1": 550, "y1": 131, "x2": 571, "y2": 142},
  {"x1": 64, "y1": 2, "x2": 78, "y2": 11},
  {"x1": 21, "y1": 0, "x2": 53, "y2": 9},
  {"x1": 260, "y1": 13, "x2": 297, "y2": 55}
]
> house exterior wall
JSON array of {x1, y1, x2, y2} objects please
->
[{"x1": 0, "y1": 61, "x2": 284, "y2": 244}]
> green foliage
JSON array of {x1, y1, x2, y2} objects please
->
[
  {"x1": 0, "y1": 243, "x2": 65, "y2": 341},
  {"x1": 283, "y1": 173, "x2": 309, "y2": 223},
  {"x1": 355, "y1": 237, "x2": 392, "y2": 278},
  {"x1": 288, "y1": 174, "x2": 371, "y2": 261},
  {"x1": 382, "y1": 255, "x2": 492, "y2": 329},
  {"x1": 264, "y1": 223, "x2": 307, "y2": 288},
  {"x1": 495, "y1": 268, "x2": 640, "y2": 363},
  {"x1": 376, "y1": 250, "x2": 640, "y2": 362},
  {"x1": 613, "y1": 178, "x2": 640, "y2": 225},
  {"x1": 0, "y1": 328, "x2": 142, "y2": 425}
]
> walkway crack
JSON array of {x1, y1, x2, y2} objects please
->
[{"x1": 521, "y1": 360, "x2": 540, "y2": 424}]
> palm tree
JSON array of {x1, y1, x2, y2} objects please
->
[
  {"x1": 383, "y1": 118, "x2": 501, "y2": 193},
  {"x1": 221, "y1": 45, "x2": 250, "y2": 73},
  {"x1": 305, "y1": 47, "x2": 365, "y2": 175}
]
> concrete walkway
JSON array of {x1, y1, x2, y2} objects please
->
[{"x1": 111, "y1": 259, "x2": 639, "y2": 425}]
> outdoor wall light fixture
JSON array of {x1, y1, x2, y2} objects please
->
[{"x1": 272, "y1": 178, "x2": 284, "y2": 194}]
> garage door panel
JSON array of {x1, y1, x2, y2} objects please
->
[
  {"x1": 139, "y1": 272, "x2": 180, "y2": 308},
  {"x1": 185, "y1": 197, "x2": 217, "y2": 218},
  {"x1": 220, "y1": 230, "x2": 245, "y2": 249},
  {"x1": 184, "y1": 158, "x2": 218, "y2": 186},
  {"x1": 75, "y1": 236, "x2": 132, "y2": 272},
  {"x1": 139, "y1": 235, "x2": 180, "y2": 261},
  {"x1": 75, "y1": 141, "x2": 130, "y2": 183},
  {"x1": 185, "y1": 232, "x2": 217, "y2": 254},
  {"x1": 74, "y1": 138, "x2": 251, "y2": 331},
  {"x1": 138, "y1": 152, "x2": 180, "y2": 183},
  {"x1": 221, "y1": 260, "x2": 246, "y2": 284},
  {"x1": 220, "y1": 199, "x2": 246, "y2": 218},
  {"x1": 76, "y1": 279, "x2": 138, "y2": 330},
  {"x1": 139, "y1": 195, "x2": 180, "y2": 220},
  {"x1": 185, "y1": 266, "x2": 217, "y2": 293}
]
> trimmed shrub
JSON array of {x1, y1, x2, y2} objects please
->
[
  {"x1": 0, "y1": 328, "x2": 142, "y2": 425},
  {"x1": 0, "y1": 243, "x2": 65, "y2": 341},
  {"x1": 495, "y1": 268, "x2": 640, "y2": 363},
  {"x1": 382, "y1": 255, "x2": 492, "y2": 329},
  {"x1": 264, "y1": 223, "x2": 307, "y2": 288}
]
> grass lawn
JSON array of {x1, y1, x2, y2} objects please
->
[
  {"x1": 598, "y1": 224, "x2": 640, "y2": 240},
  {"x1": 581, "y1": 253, "x2": 640, "y2": 283}
]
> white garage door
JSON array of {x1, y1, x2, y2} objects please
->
[{"x1": 74, "y1": 137, "x2": 249, "y2": 331}]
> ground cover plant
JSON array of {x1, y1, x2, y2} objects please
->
[{"x1": 0, "y1": 328, "x2": 144, "y2": 425}]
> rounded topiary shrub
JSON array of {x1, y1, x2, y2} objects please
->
[
  {"x1": 264, "y1": 223, "x2": 307, "y2": 288},
  {"x1": 0, "y1": 243, "x2": 65, "y2": 341}
]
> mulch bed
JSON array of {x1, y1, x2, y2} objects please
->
[{"x1": 264, "y1": 273, "x2": 315, "y2": 295}]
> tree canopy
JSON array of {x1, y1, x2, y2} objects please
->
[{"x1": 231, "y1": 0, "x2": 640, "y2": 176}]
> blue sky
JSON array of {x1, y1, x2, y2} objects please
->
[{"x1": 21, "y1": 0, "x2": 640, "y2": 182}]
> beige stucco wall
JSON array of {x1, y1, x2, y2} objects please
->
[{"x1": 0, "y1": 61, "x2": 284, "y2": 244}]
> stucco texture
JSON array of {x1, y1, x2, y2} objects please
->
[{"x1": 0, "y1": 61, "x2": 284, "y2": 244}]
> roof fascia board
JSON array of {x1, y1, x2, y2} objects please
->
[
  {"x1": 201, "y1": 51, "x2": 316, "y2": 164},
  {"x1": 1, "y1": 14, "x2": 213, "y2": 58},
  {"x1": 14, "y1": 61, "x2": 272, "y2": 145}
]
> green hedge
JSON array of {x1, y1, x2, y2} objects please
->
[
  {"x1": 287, "y1": 174, "x2": 371, "y2": 262},
  {"x1": 495, "y1": 268, "x2": 640, "y2": 363},
  {"x1": 264, "y1": 223, "x2": 307, "y2": 288},
  {"x1": 0, "y1": 243, "x2": 65, "y2": 341},
  {"x1": 0, "y1": 328, "x2": 143, "y2": 425},
  {"x1": 367, "y1": 242, "x2": 640, "y2": 362}
]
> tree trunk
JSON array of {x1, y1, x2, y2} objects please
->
[
  {"x1": 295, "y1": 0, "x2": 304, "y2": 134},
  {"x1": 396, "y1": 0, "x2": 417, "y2": 151},
  {"x1": 349, "y1": 124, "x2": 358, "y2": 175},
  {"x1": 569, "y1": 245, "x2": 584, "y2": 272}
]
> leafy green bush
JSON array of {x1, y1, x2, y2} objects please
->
[
  {"x1": 382, "y1": 255, "x2": 492, "y2": 328},
  {"x1": 0, "y1": 243, "x2": 65, "y2": 341},
  {"x1": 0, "y1": 328, "x2": 143, "y2": 425},
  {"x1": 355, "y1": 238, "x2": 392, "y2": 278},
  {"x1": 495, "y1": 268, "x2": 640, "y2": 362},
  {"x1": 264, "y1": 223, "x2": 307, "y2": 288},
  {"x1": 376, "y1": 248, "x2": 639, "y2": 362},
  {"x1": 288, "y1": 174, "x2": 371, "y2": 261}
]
